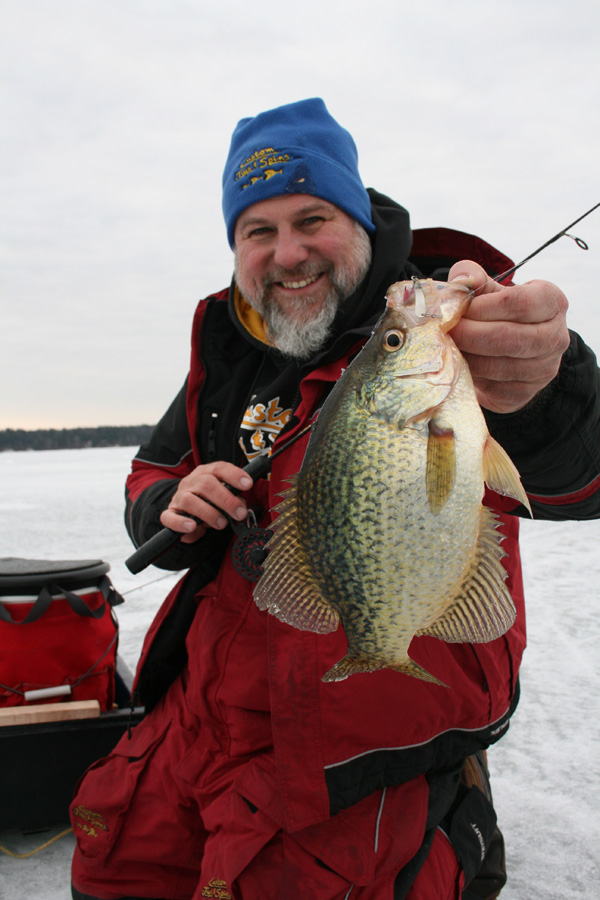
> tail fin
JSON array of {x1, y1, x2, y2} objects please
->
[{"x1": 322, "y1": 652, "x2": 447, "y2": 687}]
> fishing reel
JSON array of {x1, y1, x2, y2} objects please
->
[
  {"x1": 125, "y1": 425, "x2": 314, "y2": 577},
  {"x1": 230, "y1": 509, "x2": 273, "y2": 582}
]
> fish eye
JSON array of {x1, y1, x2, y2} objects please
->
[{"x1": 382, "y1": 329, "x2": 405, "y2": 352}]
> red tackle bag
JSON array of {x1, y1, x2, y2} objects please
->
[{"x1": 0, "y1": 557, "x2": 124, "y2": 712}]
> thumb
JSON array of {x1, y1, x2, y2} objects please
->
[{"x1": 447, "y1": 259, "x2": 502, "y2": 296}]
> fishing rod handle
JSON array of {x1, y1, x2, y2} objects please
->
[
  {"x1": 125, "y1": 526, "x2": 182, "y2": 574},
  {"x1": 124, "y1": 453, "x2": 272, "y2": 575}
]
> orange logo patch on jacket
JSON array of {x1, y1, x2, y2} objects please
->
[{"x1": 240, "y1": 396, "x2": 292, "y2": 460}]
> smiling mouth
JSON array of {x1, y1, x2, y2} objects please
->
[{"x1": 278, "y1": 273, "x2": 322, "y2": 290}]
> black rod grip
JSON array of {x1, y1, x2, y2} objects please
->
[
  {"x1": 125, "y1": 527, "x2": 181, "y2": 574},
  {"x1": 125, "y1": 453, "x2": 272, "y2": 575}
]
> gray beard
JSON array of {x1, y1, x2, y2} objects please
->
[{"x1": 234, "y1": 224, "x2": 373, "y2": 359}]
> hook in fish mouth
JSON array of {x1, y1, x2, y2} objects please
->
[
  {"x1": 412, "y1": 276, "x2": 441, "y2": 319},
  {"x1": 386, "y1": 278, "x2": 472, "y2": 331}
]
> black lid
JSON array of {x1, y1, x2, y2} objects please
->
[{"x1": 0, "y1": 558, "x2": 110, "y2": 594}]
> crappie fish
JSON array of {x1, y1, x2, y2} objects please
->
[{"x1": 254, "y1": 278, "x2": 532, "y2": 685}]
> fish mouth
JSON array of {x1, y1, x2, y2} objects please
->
[{"x1": 385, "y1": 278, "x2": 472, "y2": 329}]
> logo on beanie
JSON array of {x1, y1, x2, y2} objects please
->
[{"x1": 235, "y1": 146, "x2": 295, "y2": 189}]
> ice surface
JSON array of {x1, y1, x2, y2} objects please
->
[{"x1": 0, "y1": 447, "x2": 598, "y2": 899}]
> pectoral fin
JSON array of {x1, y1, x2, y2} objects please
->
[
  {"x1": 253, "y1": 475, "x2": 340, "y2": 634},
  {"x1": 426, "y1": 421, "x2": 456, "y2": 514},
  {"x1": 418, "y1": 506, "x2": 516, "y2": 643},
  {"x1": 483, "y1": 436, "x2": 532, "y2": 516}
]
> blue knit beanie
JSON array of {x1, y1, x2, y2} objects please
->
[{"x1": 222, "y1": 98, "x2": 374, "y2": 247}]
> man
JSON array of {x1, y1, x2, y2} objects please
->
[{"x1": 70, "y1": 98, "x2": 600, "y2": 900}]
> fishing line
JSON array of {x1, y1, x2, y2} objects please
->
[{"x1": 121, "y1": 571, "x2": 180, "y2": 596}]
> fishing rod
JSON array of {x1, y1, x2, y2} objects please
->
[
  {"x1": 125, "y1": 422, "x2": 314, "y2": 575},
  {"x1": 492, "y1": 201, "x2": 600, "y2": 284}
]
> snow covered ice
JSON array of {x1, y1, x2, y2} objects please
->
[{"x1": 0, "y1": 447, "x2": 598, "y2": 899}]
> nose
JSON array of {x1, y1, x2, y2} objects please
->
[{"x1": 272, "y1": 228, "x2": 310, "y2": 271}]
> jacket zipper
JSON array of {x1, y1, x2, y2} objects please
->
[{"x1": 207, "y1": 411, "x2": 219, "y2": 462}]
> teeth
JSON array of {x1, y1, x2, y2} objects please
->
[{"x1": 281, "y1": 274, "x2": 320, "y2": 289}]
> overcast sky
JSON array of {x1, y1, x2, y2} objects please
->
[{"x1": 2, "y1": 0, "x2": 599, "y2": 429}]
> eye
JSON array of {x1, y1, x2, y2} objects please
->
[
  {"x1": 247, "y1": 226, "x2": 274, "y2": 239},
  {"x1": 382, "y1": 329, "x2": 405, "y2": 352},
  {"x1": 299, "y1": 216, "x2": 325, "y2": 230}
]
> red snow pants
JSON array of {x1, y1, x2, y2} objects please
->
[{"x1": 70, "y1": 672, "x2": 466, "y2": 900}]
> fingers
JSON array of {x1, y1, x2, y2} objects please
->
[
  {"x1": 464, "y1": 283, "x2": 568, "y2": 329},
  {"x1": 160, "y1": 461, "x2": 254, "y2": 543},
  {"x1": 448, "y1": 260, "x2": 497, "y2": 297},
  {"x1": 452, "y1": 314, "x2": 569, "y2": 361},
  {"x1": 459, "y1": 352, "x2": 564, "y2": 413},
  {"x1": 449, "y1": 260, "x2": 569, "y2": 321},
  {"x1": 159, "y1": 509, "x2": 208, "y2": 544},
  {"x1": 462, "y1": 375, "x2": 554, "y2": 413},
  {"x1": 454, "y1": 314, "x2": 569, "y2": 412},
  {"x1": 447, "y1": 260, "x2": 570, "y2": 413}
]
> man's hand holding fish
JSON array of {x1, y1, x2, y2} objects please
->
[{"x1": 448, "y1": 260, "x2": 570, "y2": 413}]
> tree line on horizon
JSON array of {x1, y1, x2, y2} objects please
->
[{"x1": 0, "y1": 425, "x2": 155, "y2": 452}]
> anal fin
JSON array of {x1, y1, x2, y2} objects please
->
[{"x1": 418, "y1": 506, "x2": 516, "y2": 643}]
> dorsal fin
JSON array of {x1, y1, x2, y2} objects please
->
[{"x1": 483, "y1": 435, "x2": 532, "y2": 516}]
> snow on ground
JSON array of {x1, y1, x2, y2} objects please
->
[{"x1": 0, "y1": 447, "x2": 598, "y2": 899}]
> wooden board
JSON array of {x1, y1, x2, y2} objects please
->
[{"x1": 0, "y1": 700, "x2": 100, "y2": 726}]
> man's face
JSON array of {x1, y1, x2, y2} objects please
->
[{"x1": 233, "y1": 194, "x2": 372, "y2": 357}]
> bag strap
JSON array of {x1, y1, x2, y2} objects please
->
[{"x1": 0, "y1": 575, "x2": 124, "y2": 625}]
